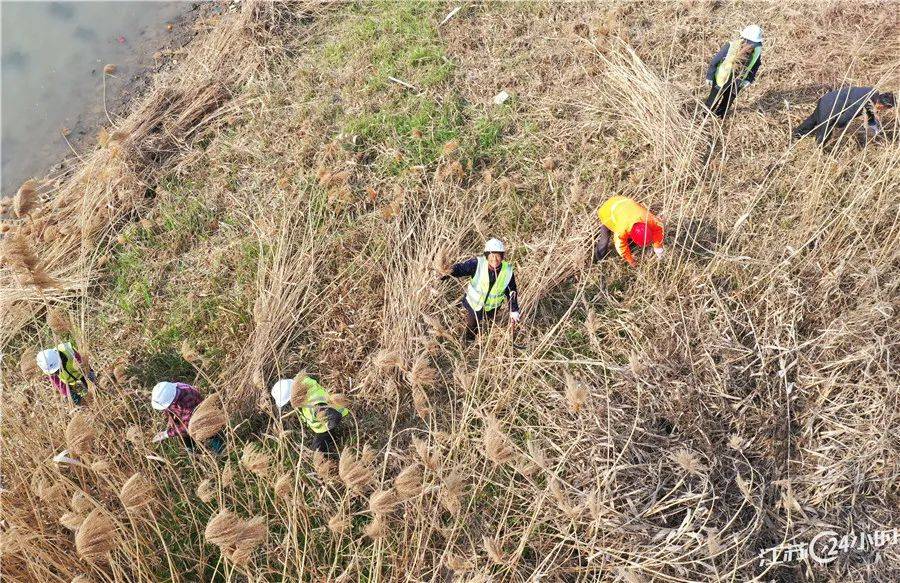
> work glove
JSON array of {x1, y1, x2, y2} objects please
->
[
  {"x1": 152, "y1": 431, "x2": 168, "y2": 443},
  {"x1": 654, "y1": 247, "x2": 665, "y2": 258},
  {"x1": 705, "y1": 79, "x2": 713, "y2": 86},
  {"x1": 510, "y1": 311, "x2": 521, "y2": 323}
]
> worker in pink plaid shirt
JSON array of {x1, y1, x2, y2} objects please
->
[{"x1": 150, "y1": 381, "x2": 224, "y2": 453}]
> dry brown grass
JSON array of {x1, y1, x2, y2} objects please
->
[
  {"x1": 186, "y1": 393, "x2": 226, "y2": 441},
  {"x1": 75, "y1": 509, "x2": 118, "y2": 561},
  {"x1": 1, "y1": 1, "x2": 898, "y2": 581},
  {"x1": 119, "y1": 472, "x2": 155, "y2": 513},
  {"x1": 66, "y1": 412, "x2": 96, "y2": 456}
]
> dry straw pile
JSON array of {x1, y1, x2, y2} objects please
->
[{"x1": 1, "y1": 1, "x2": 897, "y2": 581}]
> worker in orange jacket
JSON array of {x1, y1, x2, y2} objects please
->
[{"x1": 595, "y1": 196, "x2": 665, "y2": 266}]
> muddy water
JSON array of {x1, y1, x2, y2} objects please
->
[{"x1": 1, "y1": 1, "x2": 192, "y2": 196}]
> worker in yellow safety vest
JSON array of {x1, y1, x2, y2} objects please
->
[
  {"x1": 36, "y1": 342, "x2": 94, "y2": 405},
  {"x1": 704, "y1": 25, "x2": 762, "y2": 117},
  {"x1": 271, "y1": 375, "x2": 349, "y2": 454},
  {"x1": 441, "y1": 238, "x2": 520, "y2": 345},
  {"x1": 595, "y1": 196, "x2": 665, "y2": 267}
]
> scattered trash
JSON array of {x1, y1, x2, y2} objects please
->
[
  {"x1": 117, "y1": 35, "x2": 127, "y2": 44},
  {"x1": 388, "y1": 76, "x2": 417, "y2": 91},
  {"x1": 493, "y1": 90, "x2": 510, "y2": 105},
  {"x1": 439, "y1": 6, "x2": 462, "y2": 27},
  {"x1": 52, "y1": 449, "x2": 85, "y2": 466}
]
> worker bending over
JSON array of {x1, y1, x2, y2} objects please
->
[
  {"x1": 442, "y1": 238, "x2": 520, "y2": 344},
  {"x1": 36, "y1": 342, "x2": 94, "y2": 405},
  {"x1": 151, "y1": 381, "x2": 225, "y2": 453},
  {"x1": 705, "y1": 25, "x2": 763, "y2": 118},
  {"x1": 596, "y1": 196, "x2": 664, "y2": 267},
  {"x1": 271, "y1": 375, "x2": 348, "y2": 454},
  {"x1": 793, "y1": 87, "x2": 895, "y2": 146}
]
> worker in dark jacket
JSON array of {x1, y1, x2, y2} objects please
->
[
  {"x1": 704, "y1": 25, "x2": 763, "y2": 117},
  {"x1": 793, "y1": 87, "x2": 895, "y2": 146},
  {"x1": 441, "y1": 238, "x2": 520, "y2": 344}
]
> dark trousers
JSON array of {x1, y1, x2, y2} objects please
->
[
  {"x1": 794, "y1": 112, "x2": 826, "y2": 144},
  {"x1": 594, "y1": 225, "x2": 613, "y2": 262},
  {"x1": 705, "y1": 82, "x2": 740, "y2": 118},
  {"x1": 182, "y1": 431, "x2": 226, "y2": 454},
  {"x1": 311, "y1": 427, "x2": 341, "y2": 455},
  {"x1": 66, "y1": 373, "x2": 94, "y2": 406},
  {"x1": 463, "y1": 303, "x2": 499, "y2": 343},
  {"x1": 793, "y1": 112, "x2": 859, "y2": 146}
]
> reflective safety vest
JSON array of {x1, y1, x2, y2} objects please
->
[
  {"x1": 465, "y1": 256, "x2": 512, "y2": 312},
  {"x1": 56, "y1": 342, "x2": 84, "y2": 388},
  {"x1": 299, "y1": 377, "x2": 349, "y2": 434},
  {"x1": 715, "y1": 40, "x2": 760, "y2": 87}
]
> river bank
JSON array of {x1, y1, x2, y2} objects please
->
[
  {"x1": 1, "y1": 2, "x2": 897, "y2": 581},
  {"x1": 1, "y1": 1, "x2": 218, "y2": 197}
]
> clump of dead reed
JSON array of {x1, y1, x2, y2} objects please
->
[
  {"x1": 564, "y1": 372, "x2": 589, "y2": 414},
  {"x1": 119, "y1": 472, "x2": 155, "y2": 513},
  {"x1": 47, "y1": 306, "x2": 73, "y2": 334},
  {"x1": 75, "y1": 509, "x2": 118, "y2": 561},
  {"x1": 66, "y1": 412, "x2": 96, "y2": 456},
  {"x1": 187, "y1": 394, "x2": 227, "y2": 440},
  {"x1": 394, "y1": 463, "x2": 423, "y2": 498},
  {"x1": 240, "y1": 443, "x2": 270, "y2": 477},
  {"x1": 196, "y1": 479, "x2": 216, "y2": 503},
  {"x1": 0, "y1": 233, "x2": 58, "y2": 289},
  {"x1": 482, "y1": 417, "x2": 514, "y2": 466},
  {"x1": 18, "y1": 347, "x2": 41, "y2": 380},
  {"x1": 14, "y1": 180, "x2": 40, "y2": 219},
  {"x1": 205, "y1": 509, "x2": 267, "y2": 565},
  {"x1": 338, "y1": 447, "x2": 373, "y2": 493}
]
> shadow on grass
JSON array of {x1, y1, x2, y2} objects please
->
[
  {"x1": 132, "y1": 348, "x2": 197, "y2": 388},
  {"x1": 754, "y1": 82, "x2": 832, "y2": 113},
  {"x1": 673, "y1": 218, "x2": 723, "y2": 259}
]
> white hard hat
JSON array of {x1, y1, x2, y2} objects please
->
[
  {"x1": 484, "y1": 238, "x2": 506, "y2": 253},
  {"x1": 36, "y1": 349, "x2": 62, "y2": 374},
  {"x1": 271, "y1": 379, "x2": 294, "y2": 409},
  {"x1": 151, "y1": 382, "x2": 178, "y2": 411},
  {"x1": 740, "y1": 25, "x2": 762, "y2": 44}
]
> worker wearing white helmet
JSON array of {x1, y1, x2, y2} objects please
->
[
  {"x1": 36, "y1": 341, "x2": 92, "y2": 405},
  {"x1": 440, "y1": 238, "x2": 521, "y2": 345},
  {"x1": 150, "y1": 381, "x2": 223, "y2": 453},
  {"x1": 270, "y1": 374, "x2": 349, "y2": 454},
  {"x1": 704, "y1": 25, "x2": 763, "y2": 117}
]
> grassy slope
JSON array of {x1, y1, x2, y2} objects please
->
[{"x1": 2, "y1": 1, "x2": 898, "y2": 582}]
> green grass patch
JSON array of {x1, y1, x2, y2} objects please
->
[{"x1": 110, "y1": 246, "x2": 154, "y2": 317}]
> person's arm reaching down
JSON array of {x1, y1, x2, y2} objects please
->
[
  {"x1": 505, "y1": 273, "x2": 520, "y2": 319},
  {"x1": 49, "y1": 374, "x2": 68, "y2": 397},
  {"x1": 745, "y1": 53, "x2": 761, "y2": 84},
  {"x1": 652, "y1": 223, "x2": 665, "y2": 257},
  {"x1": 615, "y1": 231, "x2": 636, "y2": 266}
]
